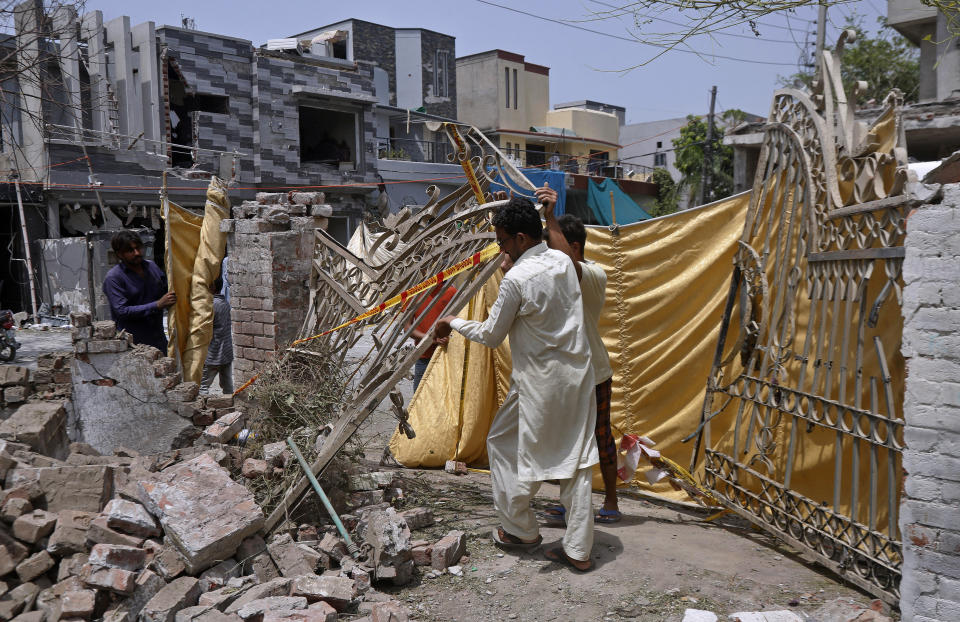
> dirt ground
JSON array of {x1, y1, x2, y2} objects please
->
[
  {"x1": 11, "y1": 328, "x2": 894, "y2": 621},
  {"x1": 356, "y1": 410, "x2": 895, "y2": 622}
]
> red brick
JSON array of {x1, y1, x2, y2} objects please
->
[
  {"x1": 234, "y1": 334, "x2": 254, "y2": 348},
  {"x1": 242, "y1": 322, "x2": 264, "y2": 336},
  {"x1": 262, "y1": 298, "x2": 274, "y2": 312},
  {"x1": 411, "y1": 542, "x2": 433, "y2": 566},
  {"x1": 61, "y1": 589, "x2": 96, "y2": 618},
  {"x1": 87, "y1": 544, "x2": 147, "y2": 572},
  {"x1": 242, "y1": 459, "x2": 270, "y2": 479},
  {"x1": 262, "y1": 323, "x2": 277, "y2": 337},
  {"x1": 430, "y1": 530, "x2": 465, "y2": 570},
  {"x1": 253, "y1": 337, "x2": 275, "y2": 350},
  {"x1": 81, "y1": 563, "x2": 136, "y2": 593},
  {"x1": 241, "y1": 297, "x2": 263, "y2": 311}
]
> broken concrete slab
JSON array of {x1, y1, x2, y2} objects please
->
[
  {"x1": 137, "y1": 454, "x2": 264, "y2": 574},
  {"x1": 266, "y1": 534, "x2": 321, "y2": 578},
  {"x1": 0, "y1": 402, "x2": 69, "y2": 459},
  {"x1": 70, "y1": 348, "x2": 196, "y2": 455},
  {"x1": 140, "y1": 576, "x2": 201, "y2": 622},
  {"x1": 6, "y1": 465, "x2": 113, "y2": 513},
  {"x1": 356, "y1": 508, "x2": 413, "y2": 586},
  {"x1": 102, "y1": 498, "x2": 160, "y2": 537},
  {"x1": 46, "y1": 510, "x2": 96, "y2": 556}
]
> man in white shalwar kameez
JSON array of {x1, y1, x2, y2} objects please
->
[{"x1": 435, "y1": 196, "x2": 599, "y2": 571}]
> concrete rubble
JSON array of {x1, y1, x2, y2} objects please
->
[{"x1": 0, "y1": 352, "x2": 463, "y2": 622}]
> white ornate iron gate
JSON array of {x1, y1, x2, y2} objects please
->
[{"x1": 690, "y1": 33, "x2": 912, "y2": 604}]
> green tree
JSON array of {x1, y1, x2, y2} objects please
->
[
  {"x1": 779, "y1": 16, "x2": 920, "y2": 105},
  {"x1": 672, "y1": 114, "x2": 734, "y2": 207},
  {"x1": 649, "y1": 167, "x2": 678, "y2": 217}
]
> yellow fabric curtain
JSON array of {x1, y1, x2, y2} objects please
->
[
  {"x1": 181, "y1": 178, "x2": 230, "y2": 384},
  {"x1": 163, "y1": 177, "x2": 229, "y2": 383},
  {"x1": 391, "y1": 193, "x2": 750, "y2": 502}
]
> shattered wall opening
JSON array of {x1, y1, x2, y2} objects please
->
[{"x1": 298, "y1": 106, "x2": 356, "y2": 166}]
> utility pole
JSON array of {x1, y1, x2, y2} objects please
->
[
  {"x1": 815, "y1": 2, "x2": 827, "y2": 72},
  {"x1": 699, "y1": 85, "x2": 717, "y2": 206},
  {"x1": 13, "y1": 177, "x2": 40, "y2": 323}
]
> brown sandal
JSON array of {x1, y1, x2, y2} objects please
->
[
  {"x1": 544, "y1": 546, "x2": 592, "y2": 572},
  {"x1": 491, "y1": 527, "x2": 542, "y2": 550}
]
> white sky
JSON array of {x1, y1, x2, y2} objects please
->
[{"x1": 89, "y1": 0, "x2": 888, "y2": 124}]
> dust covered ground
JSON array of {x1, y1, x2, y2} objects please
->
[{"x1": 357, "y1": 389, "x2": 896, "y2": 622}]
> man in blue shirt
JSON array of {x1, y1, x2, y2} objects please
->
[{"x1": 102, "y1": 231, "x2": 175, "y2": 351}]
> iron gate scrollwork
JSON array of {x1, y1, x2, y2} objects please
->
[
  {"x1": 265, "y1": 124, "x2": 534, "y2": 531},
  {"x1": 691, "y1": 32, "x2": 911, "y2": 604}
]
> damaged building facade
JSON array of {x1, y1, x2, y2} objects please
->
[{"x1": 0, "y1": 2, "x2": 381, "y2": 317}]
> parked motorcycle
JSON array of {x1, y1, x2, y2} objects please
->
[{"x1": 0, "y1": 310, "x2": 18, "y2": 362}]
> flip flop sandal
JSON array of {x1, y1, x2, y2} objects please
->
[
  {"x1": 544, "y1": 546, "x2": 593, "y2": 573},
  {"x1": 539, "y1": 505, "x2": 566, "y2": 526},
  {"x1": 595, "y1": 508, "x2": 622, "y2": 524},
  {"x1": 492, "y1": 528, "x2": 542, "y2": 550}
]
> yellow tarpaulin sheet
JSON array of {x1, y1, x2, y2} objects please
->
[
  {"x1": 391, "y1": 192, "x2": 751, "y2": 501},
  {"x1": 163, "y1": 177, "x2": 229, "y2": 383}
]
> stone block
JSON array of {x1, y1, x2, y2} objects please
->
[
  {"x1": 88, "y1": 544, "x2": 147, "y2": 572},
  {"x1": 86, "y1": 339, "x2": 128, "y2": 353},
  {"x1": 86, "y1": 516, "x2": 145, "y2": 548},
  {"x1": 0, "y1": 498, "x2": 32, "y2": 523},
  {"x1": 290, "y1": 575, "x2": 356, "y2": 610},
  {"x1": 16, "y1": 550, "x2": 54, "y2": 582},
  {"x1": 46, "y1": 510, "x2": 95, "y2": 556},
  {"x1": 80, "y1": 563, "x2": 136, "y2": 594},
  {"x1": 0, "y1": 530, "x2": 28, "y2": 576},
  {"x1": 3, "y1": 386, "x2": 27, "y2": 404},
  {"x1": 92, "y1": 321, "x2": 116, "y2": 340},
  {"x1": 137, "y1": 454, "x2": 264, "y2": 574},
  {"x1": 12, "y1": 509, "x2": 57, "y2": 543},
  {"x1": 241, "y1": 459, "x2": 269, "y2": 479},
  {"x1": 141, "y1": 576, "x2": 201, "y2": 622},
  {"x1": 399, "y1": 507, "x2": 433, "y2": 530},
  {"x1": 0, "y1": 402, "x2": 69, "y2": 459},
  {"x1": 430, "y1": 530, "x2": 465, "y2": 570},
  {"x1": 0, "y1": 366, "x2": 29, "y2": 387},
  {"x1": 237, "y1": 597, "x2": 307, "y2": 620},
  {"x1": 102, "y1": 499, "x2": 160, "y2": 538},
  {"x1": 202, "y1": 412, "x2": 244, "y2": 444},
  {"x1": 60, "y1": 589, "x2": 96, "y2": 619},
  {"x1": 267, "y1": 534, "x2": 321, "y2": 578}
]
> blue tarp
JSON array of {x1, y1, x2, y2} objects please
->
[
  {"x1": 586, "y1": 177, "x2": 651, "y2": 226},
  {"x1": 489, "y1": 168, "x2": 567, "y2": 215}
]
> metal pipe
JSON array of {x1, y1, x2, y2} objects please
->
[
  {"x1": 286, "y1": 436, "x2": 360, "y2": 559},
  {"x1": 13, "y1": 179, "x2": 40, "y2": 322}
]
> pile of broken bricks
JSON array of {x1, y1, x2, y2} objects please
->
[
  {"x1": 0, "y1": 353, "x2": 73, "y2": 412},
  {"x1": 0, "y1": 399, "x2": 470, "y2": 622}
]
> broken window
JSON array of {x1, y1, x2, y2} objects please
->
[
  {"x1": 435, "y1": 49, "x2": 449, "y2": 98},
  {"x1": 166, "y1": 56, "x2": 230, "y2": 167},
  {"x1": 299, "y1": 106, "x2": 357, "y2": 166}
]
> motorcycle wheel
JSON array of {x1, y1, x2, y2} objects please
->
[{"x1": 0, "y1": 344, "x2": 15, "y2": 362}]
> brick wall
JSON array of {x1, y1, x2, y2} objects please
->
[
  {"x1": 223, "y1": 192, "x2": 332, "y2": 386},
  {"x1": 899, "y1": 182, "x2": 960, "y2": 622}
]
